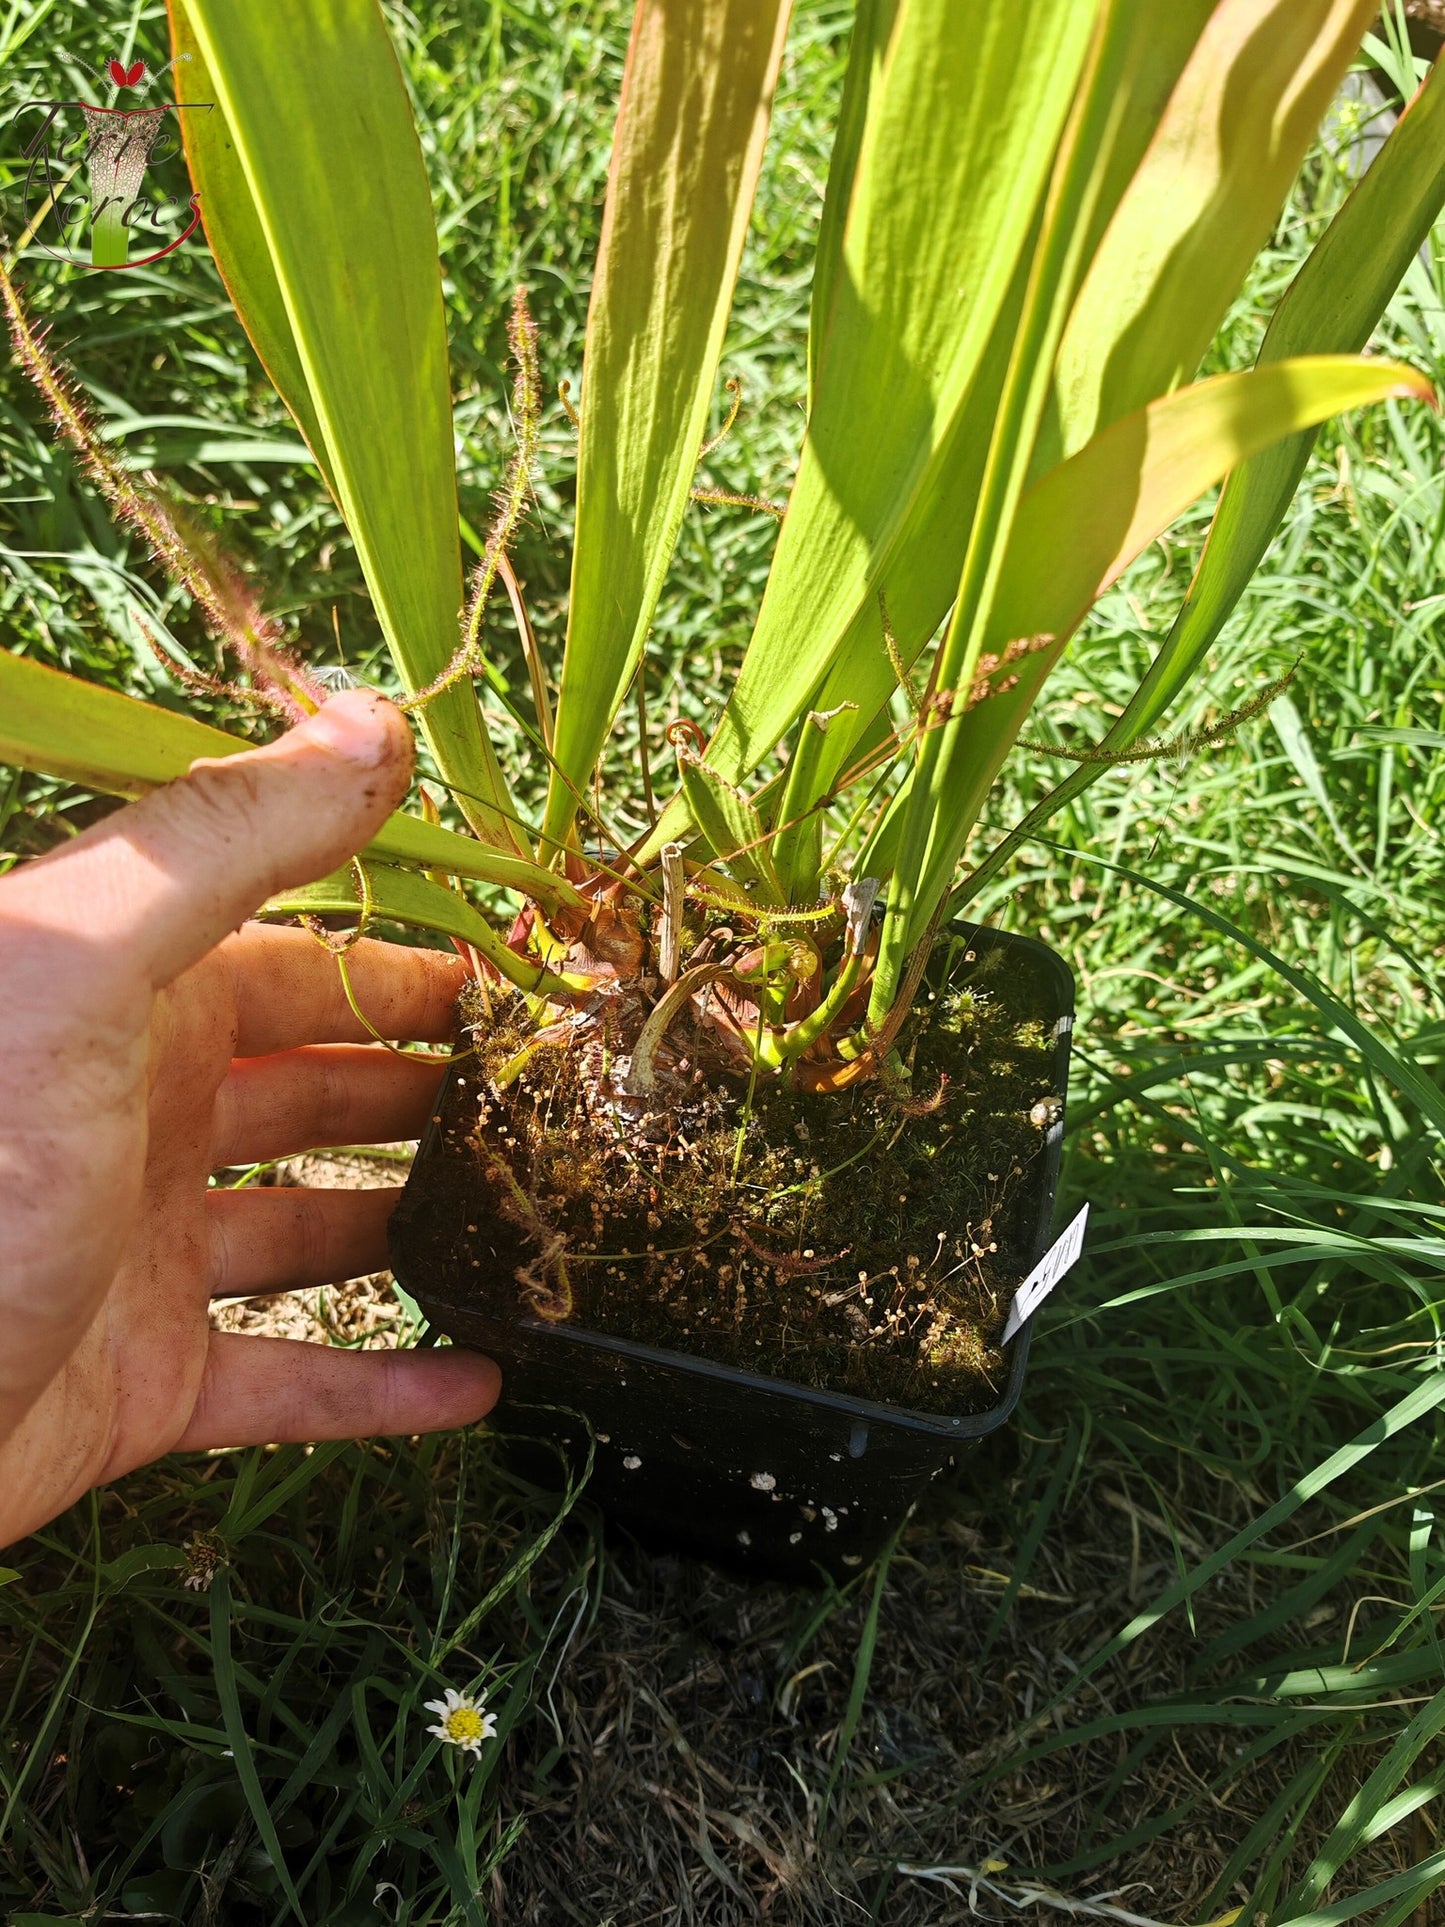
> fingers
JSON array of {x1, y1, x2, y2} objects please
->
[
  {"x1": 6, "y1": 691, "x2": 414, "y2": 992},
  {"x1": 224, "y1": 926, "x2": 466, "y2": 1057},
  {"x1": 207, "y1": 1185, "x2": 401, "y2": 1298},
  {"x1": 175, "y1": 1331, "x2": 500, "y2": 1450},
  {"x1": 211, "y1": 1044, "x2": 444, "y2": 1167}
]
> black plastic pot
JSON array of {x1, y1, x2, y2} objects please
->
[{"x1": 390, "y1": 922, "x2": 1074, "y2": 1584}]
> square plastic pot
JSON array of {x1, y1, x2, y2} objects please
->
[{"x1": 390, "y1": 921, "x2": 1073, "y2": 1585}]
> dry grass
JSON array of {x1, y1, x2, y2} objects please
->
[{"x1": 485, "y1": 1472, "x2": 1422, "y2": 1925}]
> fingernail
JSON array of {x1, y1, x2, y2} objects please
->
[{"x1": 304, "y1": 691, "x2": 399, "y2": 768}]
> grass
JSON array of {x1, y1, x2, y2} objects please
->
[{"x1": 2, "y1": 2, "x2": 1445, "y2": 1921}]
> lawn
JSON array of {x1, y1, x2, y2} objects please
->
[{"x1": 3, "y1": 3, "x2": 1445, "y2": 1922}]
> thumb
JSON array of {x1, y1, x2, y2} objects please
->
[{"x1": 14, "y1": 690, "x2": 415, "y2": 989}]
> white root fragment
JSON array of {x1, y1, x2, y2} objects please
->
[
  {"x1": 624, "y1": 960, "x2": 734, "y2": 1096},
  {"x1": 841, "y1": 876, "x2": 880, "y2": 956},
  {"x1": 659, "y1": 840, "x2": 685, "y2": 987}
]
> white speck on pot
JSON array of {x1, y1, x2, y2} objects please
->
[
  {"x1": 829, "y1": 1453, "x2": 842, "y2": 1463},
  {"x1": 750, "y1": 1472, "x2": 776, "y2": 1491},
  {"x1": 597, "y1": 1433, "x2": 610, "y2": 1444},
  {"x1": 842, "y1": 1554, "x2": 862, "y2": 1566},
  {"x1": 737, "y1": 1530, "x2": 751, "y2": 1547},
  {"x1": 789, "y1": 1532, "x2": 802, "y2": 1545},
  {"x1": 822, "y1": 1507, "x2": 838, "y2": 1532},
  {"x1": 622, "y1": 1455, "x2": 641, "y2": 1470}
]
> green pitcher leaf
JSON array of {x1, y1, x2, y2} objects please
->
[
  {"x1": 167, "y1": 1, "x2": 329, "y2": 479},
  {"x1": 170, "y1": 0, "x2": 523, "y2": 854},
  {"x1": 869, "y1": 0, "x2": 1155, "y2": 1015},
  {"x1": 0, "y1": 652, "x2": 577, "y2": 911},
  {"x1": 269, "y1": 862, "x2": 504, "y2": 952},
  {"x1": 954, "y1": 54, "x2": 1445, "y2": 911},
  {"x1": 696, "y1": 0, "x2": 1098, "y2": 811},
  {"x1": 0, "y1": 647, "x2": 252, "y2": 798},
  {"x1": 266, "y1": 861, "x2": 551, "y2": 993},
  {"x1": 1124, "y1": 52, "x2": 1445, "y2": 746},
  {"x1": 676, "y1": 755, "x2": 785, "y2": 906},
  {"x1": 540, "y1": 0, "x2": 792, "y2": 857},
  {"x1": 893, "y1": 354, "x2": 1435, "y2": 947},
  {"x1": 1053, "y1": 0, "x2": 1378, "y2": 458},
  {"x1": 374, "y1": 817, "x2": 585, "y2": 917},
  {"x1": 771, "y1": 0, "x2": 1219, "y2": 898},
  {"x1": 806, "y1": 0, "x2": 898, "y2": 410}
]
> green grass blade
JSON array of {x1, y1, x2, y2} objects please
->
[
  {"x1": 1009, "y1": 1369, "x2": 1445, "y2": 1759},
  {"x1": 1054, "y1": 0, "x2": 1377, "y2": 458},
  {"x1": 821, "y1": 1522, "x2": 902, "y2": 1817},
  {"x1": 1272, "y1": 1852, "x2": 1445, "y2": 1927},
  {"x1": 1060, "y1": 843, "x2": 1445, "y2": 1141},
  {"x1": 0, "y1": 651, "x2": 572, "y2": 908},
  {"x1": 1283, "y1": 1683, "x2": 1445, "y2": 1917},
  {"x1": 890, "y1": 355, "x2": 1434, "y2": 958},
  {"x1": 171, "y1": 0, "x2": 523, "y2": 854},
  {"x1": 540, "y1": 0, "x2": 792, "y2": 858},
  {"x1": 208, "y1": 1571, "x2": 306, "y2": 1925}
]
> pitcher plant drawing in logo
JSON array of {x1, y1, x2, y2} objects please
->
[{"x1": 12, "y1": 53, "x2": 209, "y2": 270}]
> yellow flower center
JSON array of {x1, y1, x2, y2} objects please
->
[{"x1": 444, "y1": 1706, "x2": 486, "y2": 1744}]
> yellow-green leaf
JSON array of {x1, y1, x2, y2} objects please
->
[
  {"x1": 0, "y1": 652, "x2": 577, "y2": 913},
  {"x1": 541, "y1": 0, "x2": 792, "y2": 857},
  {"x1": 682, "y1": 0, "x2": 1099, "y2": 841},
  {"x1": 1053, "y1": 0, "x2": 1377, "y2": 458},
  {"x1": 170, "y1": 0, "x2": 523, "y2": 854},
  {"x1": 770, "y1": 0, "x2": 1221, "y2": 896},
  {"x1": 267, "y1": 862, "x2": 559, "y2": 995},
  {"x1": 899, "y1": 354, "x2": 1436, "y2": 943},
  {"x1": 167, "y1": 2, "x2": 329, "y2": 480},
  {"x1": 806, "y1": 0, "x2": 898, "y2": 410},
  {"x1": 953, "y1": 50, "x2": 1445, "y2": 914},
  {"x1": 676, "y1": 755, "x2": 784, "y2": 906}
]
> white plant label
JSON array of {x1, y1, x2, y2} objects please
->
[{"x1": 1002, "y1": 1203, "x2": 1089, "y2": 1343}]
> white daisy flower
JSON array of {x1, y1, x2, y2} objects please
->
[{"x1": 423, "y1": 1685, "x2": 498, "y2": 1756}]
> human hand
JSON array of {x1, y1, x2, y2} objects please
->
[{"x1": 0, "y1": 690, "x2": 498, "y2": 1547}]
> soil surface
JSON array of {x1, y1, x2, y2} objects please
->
[{"x1": 410, "y1": 940, "x2": 1063, "y2": 1416}]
